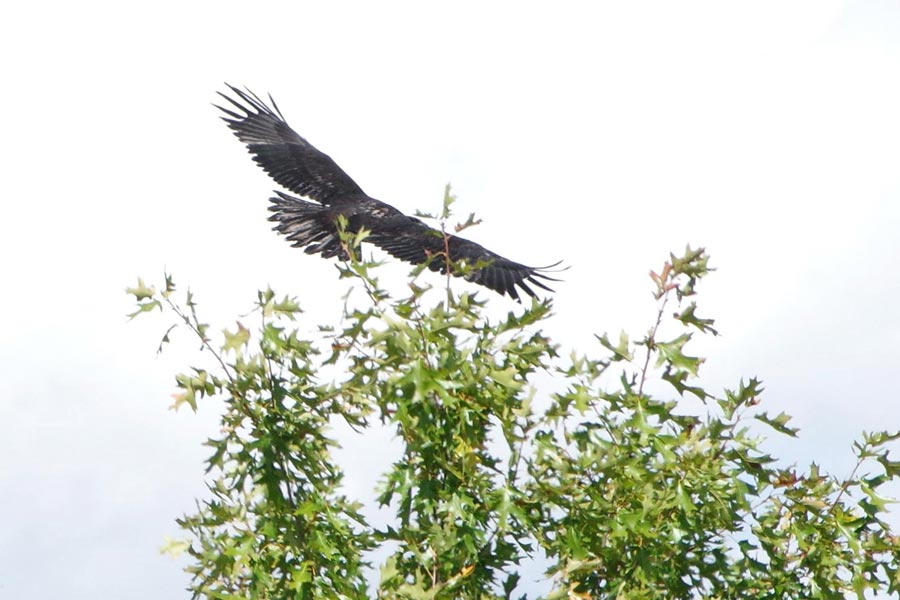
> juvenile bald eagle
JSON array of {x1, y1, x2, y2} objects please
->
[{"x1": 216, "y1": 85, "x2": 558, "y2": 300}]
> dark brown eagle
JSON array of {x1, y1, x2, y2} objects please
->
[{"x1": 216, "y1": 85, "x2": 558, "y2": 300}]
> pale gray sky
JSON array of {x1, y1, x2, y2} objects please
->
[{"x1": 2, "y1": 1, "x2": 899, "y2": 597}]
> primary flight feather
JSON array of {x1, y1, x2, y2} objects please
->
[{"x1": 215, "y1": 84, "x2": 559, "y2": 300}]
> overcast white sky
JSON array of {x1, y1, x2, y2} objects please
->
[{"x1": 2, "y1": 1, "x2": 899, "y2": 597}]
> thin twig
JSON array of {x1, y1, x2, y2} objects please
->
[
  {"x1": 166, "y1": 296, "x2": 237, "y2": 391},
  {"x1": 829, "y1": 453, "x2": 865, "y2": 515},
  {"x1": 638, "y1": 291, "x2": 670, "y2": 398},
  {"x1": 441, "y1": 222, "x2": 453, "y2": 305}
]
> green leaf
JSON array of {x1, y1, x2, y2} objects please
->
[
  {"x1": 127, "y1": 299, "x2": 161, "y2": 319},
  {"x1": 655, "y1": 333, "x2": 703, "y2": 375},
  {"x1": 674, "y1": 301, "x2": 718, "y2": 335},
  {"x1": 755, "y1": 411, "x2": 799, "y2": 437},
  {"x1": 490, "y1": 366, "x2": 523, "y2": 390},
  {"x1": 159, "y1": 536, "x2": 190, "y2": 558},
  {"x1": 597, "y1": 330, "x2": 633, "y2": 361},
  {"x1": 222, "y1": 321, "x2": 250, "y2": 353},
  {"x1": 441, "y1": 182, "x2": 456, "y2": 220},
  {"x1": 662, "y1": 366, "x2": 709, "y2": 399},
  {"x1": 163, "y1": 272, "x2": 176, "y2": 295},
  {"x1": 126, "y1": 277, "x2": 155, "y2": 300}
]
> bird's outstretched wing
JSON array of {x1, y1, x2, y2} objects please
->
[
  {"x1": 215, "y1": 84, "x2": 365, "y2": 204},
  {"x1": 218, "y1": 86, "x2": 562, "y2": 301},
  {"x1": 368, "y1": 215, "x2": 560, "y2": 301}
]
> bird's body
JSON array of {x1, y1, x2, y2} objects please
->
[{"x1": 216, "y1": 85, "x2": 558, "y2": 300}]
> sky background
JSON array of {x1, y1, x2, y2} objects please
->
[{"x1": 2, "y1": 1, "x2": 899, "y2": 597}]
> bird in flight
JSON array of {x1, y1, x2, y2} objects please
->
[{"x1": 215, "y1": 85, "x2": 559, "y2": 300}]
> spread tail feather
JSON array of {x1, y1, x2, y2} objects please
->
[{"x1": 267, "y1": 192, "x2": 349, "y2": 259}]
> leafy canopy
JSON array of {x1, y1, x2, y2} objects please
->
[{"x1": 129, "y1": 194, "x2": 900, "y2": 599}]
